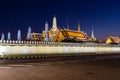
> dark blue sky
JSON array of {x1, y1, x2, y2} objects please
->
[{"x1": 0, "y1": 0, "x2": 120, "y2": 40}]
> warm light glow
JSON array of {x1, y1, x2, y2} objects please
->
[{"x1": 0, "y1": 42, "x2": 120, "y2": 58}]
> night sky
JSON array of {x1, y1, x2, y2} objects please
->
[{"x1": 0, "y1": 0, "x2": 120, "y2": 40}]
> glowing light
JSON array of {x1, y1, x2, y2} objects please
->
[
  {"x1": 27, "y1": 26, "x2": 31, "y2": 40},
  {"x1": 1, "y1": 33, "x2": 5, "y2": 40},
  {"x1": 17, "y1": 29, "x2": 21, "y2": 41},
  {"x1": 7, "y1": 32, "x2": 11, "y2": 40}
]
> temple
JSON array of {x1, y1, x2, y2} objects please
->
[
  {"x1": 106, "y1": 36, "x2": 120, "y2": 44},
  {"x1": 0, "y1": 15, "x2": 119, "y2": 44},
  {"x1": 27, "y1": 16, "x2": 92, "y2": 42}
]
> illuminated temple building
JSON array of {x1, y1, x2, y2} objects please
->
[
  {"x1": 106, "y1": 36, "x2": 120, "y2": 44},
  {"x1": 28, "y1": 16, "x2": 91, "y2": 42},
  {"x1": 30, "y1": 32, "x2": 44, "y2": 41}
]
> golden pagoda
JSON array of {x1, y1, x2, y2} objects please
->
[{"x1": 78, "y1": 21, "x2": 81, "y2": 32}]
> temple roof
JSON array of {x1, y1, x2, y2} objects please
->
[{"x1": 106, "y1": 36, "x2": 120, "y2": 44}]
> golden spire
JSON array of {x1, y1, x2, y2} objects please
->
[
  {"x1": 52, "y1": 16, "x2": 57, "y2": 29},
  {"x1": 78, "y1": 21, "x2": 81, "y2": 32}
]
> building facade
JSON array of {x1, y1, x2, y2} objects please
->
[{"x1": 27, "y1": 16, "x2": 89, "y2": 42}]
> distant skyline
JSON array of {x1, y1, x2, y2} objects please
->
[{"x1": 0, "y1": 0, "x2": 120, "y2": 40}]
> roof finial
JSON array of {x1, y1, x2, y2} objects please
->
[
  {"x1": 78, "y1": 21, "x2": 81, "y2": 32},
  {"x1": 54, "y1": 14, "x2": 56, "y2": 18},
  {"x1": 67, "y1": 17, "x2": 69, "y2": 29}
]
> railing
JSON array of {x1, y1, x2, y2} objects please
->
[{"x1": 0, "y1": 40, "x2": 120, "y2": 47}]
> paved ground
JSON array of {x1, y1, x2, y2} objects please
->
[{"x1": 0, "y1": 59, "x2": 120, "y2": 80}]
